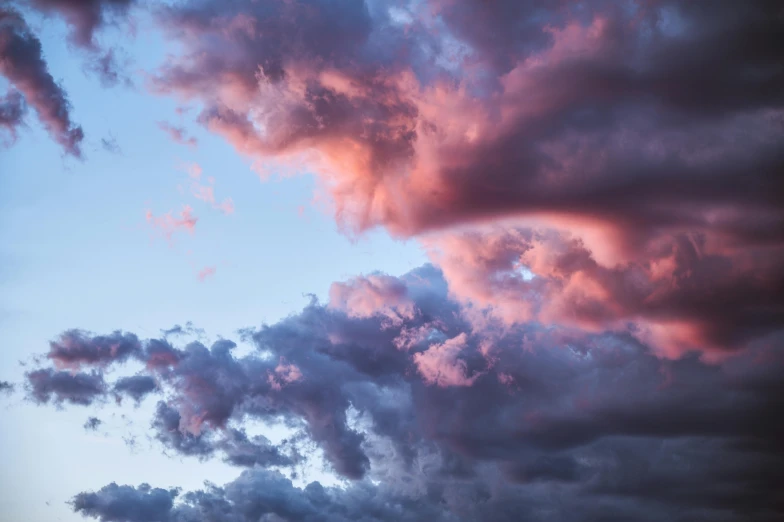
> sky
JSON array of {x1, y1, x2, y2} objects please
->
[{"x1": 0, "y1": 1, "x2": 782, "y2": 521}]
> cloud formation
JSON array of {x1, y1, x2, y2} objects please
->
[
  {"x1": 0, "y1": 88, "x2": 26, "y2": 140},
  {"x1": 0, "y1": 6, "x2": 84, "y2": 156},
  {"x1": 24, "y1": 265, "x2": 784, "y2": 520},
  {"x1": 146, "y1": 0, "x2": 783, "y2": 241},
  {"x1": 157, "y1": 121, "x2": 197, "y2": 148},
  {"x1": 28, "y1": 0, "x2": 136, "y2": 49}
]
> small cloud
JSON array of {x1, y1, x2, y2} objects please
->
[
  {"x1": 83, "y1": 416, "x2": 102, "y2": 431},
  {"x1": 146, "y1": 205, "x2": 198, "y2": 243},
  {"x1": 197, "y1": 266, "x2": 216, "y2": 282},
  {"x1": 157, "y1": 121, "x2": 197, "y2": 147},
  {"x1": 0, "y1": 380, "x2": 14, "y2": 394},
  {"x1": 100, "y1": 133, "x2": 121, "y2": 154}
]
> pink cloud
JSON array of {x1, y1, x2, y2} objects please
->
[
  {"x1": 181, "y1": 163, "x2": 235, "y2": 215},
  {"x1": 146, "y1": 205, "x2": 198, "y2": 242},
  {"x1": 414, "y1": 333, "x2": 481, "y2": 387},
  {"x1": 329, "y1": 273, "x2": 417, "y2": 327},
  {"x1": 196, "y1": 266, "x2": 216, "y2": 282}
]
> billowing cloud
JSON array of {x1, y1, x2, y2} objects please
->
[
  {"x1": 0, "y1": 7, "x2": 84, "y2": 156},
  {"x1": 424, "y1": 226, "x2": 784, "y2": 356},
  {"x1": 128, "y1": 0, "x2": 784, "y2": 356},
  {"x1": 145, "y1": 0, "x2": 783, "y2": 241},
  {"x1": 23, "y1": 266, "x2": 784, "y2": 520}
]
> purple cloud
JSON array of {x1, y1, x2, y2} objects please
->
[{"x1": 0, "y1": 7, "x2": 84, "y2": 156}]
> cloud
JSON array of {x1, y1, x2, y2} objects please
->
[
  {"x1": 196, "y1": 266, "x2": 216, "y2": 282},
  {"x1": 134, "y1": 0, "x2": 784, "y2": 357},
  {"x1": 113, "y1": 375, "x2": 158, "y2": 403},
  {"x1": 182, "y1": 162, "x2": 235, "y2": 215},
  {"x1": 85, "y1": 48, "x2": 131, "y2": 88},
  {"x1": 72, "y1": 482, "x2": 177, "y2": 522},
  {"x1": 0, "y1": 7, "x2": 84, "y2": 156},
  {"x1": 22, "y1": 265, "x2": 784, "y2": 519},
  {"x1": 84, "y1": 416, "x2": 102, "y2": 431},
  {"x1": 28, "y1": 0, "x2": 137, "y2": 49},
  {"x1": 47, "y1": 329, "x2": 142, "y2": 369},
  {"x1": 0, "y1": 380, "x2": 14, "y2": 394},
  {"x1": 157, "y1": 121, "x2": 197, "y2": 148},
  {"x1": 145, "y1": 205, "x2": 198, "y2": 242},
  {"x1": 0, "y1": 88, "x2": 26, "y2": 140},
  {"x1": 27, "y1": 368, "x2": 106, "y2": 405},
  {"x1": 424, "y1": 226, "x2": 784, "y2": 356},
  {"x1": 144, "y1": 0, "x2": 783, "y2": 239}
]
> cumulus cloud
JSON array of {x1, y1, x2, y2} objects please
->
[
  {"x1": 0, "y1": 7, "x2": 84, "y2": 156},
  {"x1": 23, "y1": 265, "x2": 784, "y2": 520}
]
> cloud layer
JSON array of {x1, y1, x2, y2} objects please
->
[{"x1": 24, "y1": 266, "x2": 784, "y2": 521}]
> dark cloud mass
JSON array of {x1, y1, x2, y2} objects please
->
[
  {"x1": 0, "y1": 6, "x2": 84, "y2": 156},
  {"x1": 25, "y1": 266, "x2": 784, "y2": 521}
]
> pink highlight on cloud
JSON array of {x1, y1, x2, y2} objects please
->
[
  {"x1": 267, "y1": 359, "x2": 302, "y2": 391},
  {"x1": 425, "y1": 224, "x2": 784, "y2": 357},
  {"x1": 145, "y1": 205, "x2": 198, "y2": 242},
  {"x1": 329, "y1": 274, "x2": 417, "y2": 327},
  {"x1": 414, "y1": 333, "x2": 481, "y2": 387}
]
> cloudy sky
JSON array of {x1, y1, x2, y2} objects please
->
[{"x1": 0, "y1": 1, "x2": 783, "y2": 521}]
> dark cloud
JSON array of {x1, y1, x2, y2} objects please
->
[
  {"x1": 151, "y1": 400, "x2": 214, "y2": 459},
  {"x1": 113, "y1": 375, "x2": 157, "y2": 403},
  {"x1": 47, "y1": 329, "x2": 142, "y2": 369},
  {"x1": 29, "y1": 0, "x2": 136, "y2": 49},
  {"x1": 0, "y1": 7, "x2": 84, "y2": 156},
  {"x1": 0, "y1": 88, "x2": 26, "y2": 139},
  {"x1": 25, "y1": 265, "x2": 784, "y2": 520},
  {"x1": 219, "y1": 429, "x2": 294, "y2": 468},
  {"x1": 84, "y1": 416, "x2": 102, "y2": 431},
  {"x1": 0, "y1": 380, "x2": 14, "y2": 394},
  {"x1": 27, "y1": 368, "x2": 106, "y2": 405},
  {"x1": 72, "y1": 482, "x2": 178, "y2": 522}
]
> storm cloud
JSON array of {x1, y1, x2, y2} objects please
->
[{"x1": 24, "y1": 265, "x2": 784, "y2": 520}]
